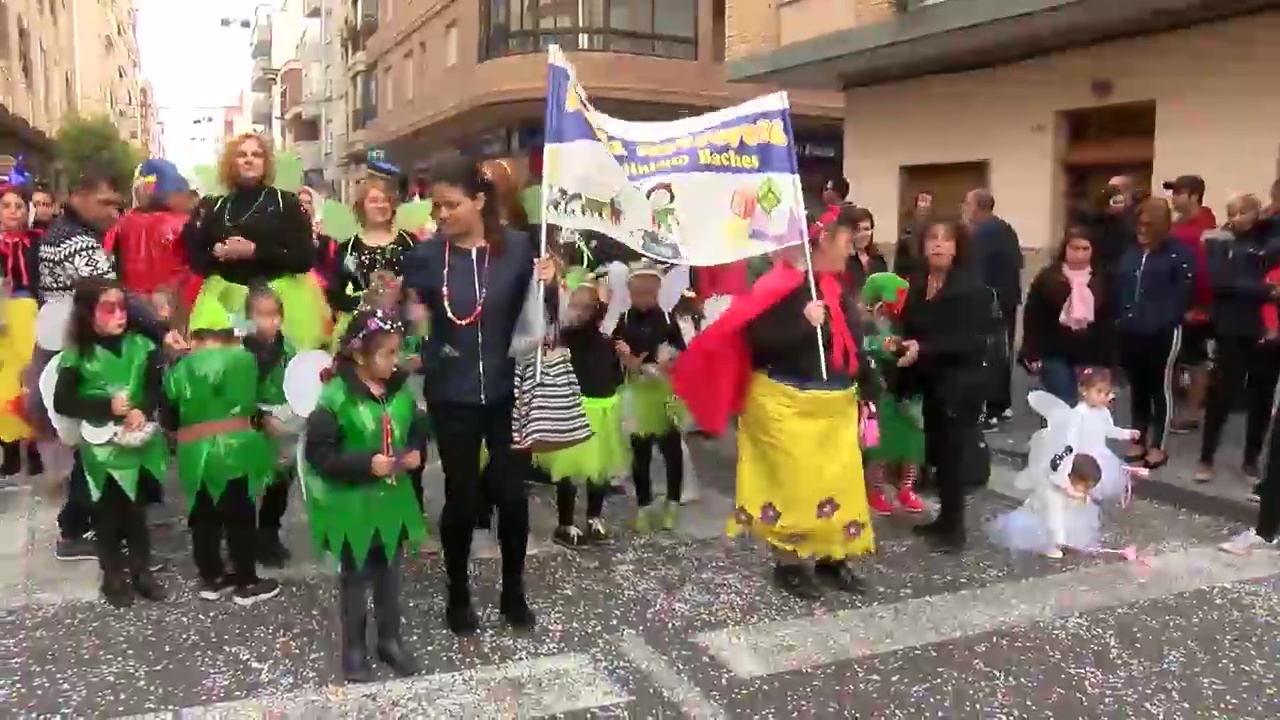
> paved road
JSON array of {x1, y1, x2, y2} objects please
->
[{"x1": 4, "y1": 440, "x2": 1279, "y2": 718}]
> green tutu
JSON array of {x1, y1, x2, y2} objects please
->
[
  {"x1": 624, "y1": 374, "x2": 678, "y2": 437},
  {"x1": 191, "y1": 274, "x2": 329, "y2": 349},
  {"x1": 534, "y1": 395, "x2": 629, "y2": 485}
]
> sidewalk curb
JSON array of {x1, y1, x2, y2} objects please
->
[{"x1": 988, "y1": 444, "x2": 1257, "y2": 526}]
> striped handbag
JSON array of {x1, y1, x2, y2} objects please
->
[{"x1": 511, "y1": 347, "x2": 594, "y2": 453}]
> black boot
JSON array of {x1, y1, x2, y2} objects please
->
[
  {"x1": 772, "y1": 564, "x2": 821, "y2": 600},
  {"x1": 25, "y1": 442, "x2": 43, "y2": 476},
  {"x1": 813, "y1": 560, "x2": 867, "y2": 594},
  {"x1": 372, "y1": 563, "x2": 419, "y2": 677},
  {"x1": 257, "y1": 527, "x2": 291, "y2": 568},
  {"x1": 101, "y1": 570, "x2": 134, "y2": 608},
  {"x1": 131, "y1": 564, "x2": 168, "y2": 602},
  {"x1": 339, "y1": 573, "x2": 373, "y2": 684},
  {"x1": 499, "y1": 579, "x2": 536, "y2": 631},
  {"x1": 0, "y1": 442, "x2": 19, "y2": 478},
  {"x1": 445, "y1": 582, "x2": 479, "y2": 635}
]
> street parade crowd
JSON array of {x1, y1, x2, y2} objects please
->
[{"x1": 5, "y1": 132, "x2": 1280, "y2": 683}]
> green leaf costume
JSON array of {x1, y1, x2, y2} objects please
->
[
  {"x1": 256, "y1": 338, "x2": 298, "y2": 472},
  {"x1": 301, "y1": 378, "x2": 428, "y2": 566},
  {"x1": 859, "y1": 273, "x2": 925, "y2": 465},
  {"x1": 60, "y1": 334, "x2": 168, "y2": 501},
  {"x1": 164, "y1": 346, "x2": 276, "y2": 509}
]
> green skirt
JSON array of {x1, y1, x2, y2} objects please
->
[
  {"x1": 862, "y1": 397, "x2": 926, "y2": 465},
  {"x1": 624, "y1": 375, "x2": 679, "y2": 437},
  {"x1": 534, "y1": 395, "x2": 629, "y2": 485},
  {"x1": 192, "y1": 274, "x2": 329, "y2": 349}
]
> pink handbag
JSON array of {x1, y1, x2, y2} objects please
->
[{"x1": 860, "y1": 402, "x2": 880, "y2": 448}]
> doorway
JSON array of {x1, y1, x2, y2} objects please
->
[
  {"x1": 1061, "y1": 101, "x2": 1156, "y2": 221},
  {"x1": 899, "y1": 161, "x2": 990, "y2": 224}
]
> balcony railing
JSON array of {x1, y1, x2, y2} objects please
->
[
  {"x1": 481, "y1": 1, "x2": 697, "y2": 61},
  {"x1": 350, "y1": 105, "x2": 376, "y2": 132},
  {"x1": 482, "y1": 27, "x2": 696, "y2": 61},
  {"x1": 251, "y1": 21, "x2": 271, "y2": 59},
  {"x1": 251, "y1": 58, "x2": 275, "y2": 92}
]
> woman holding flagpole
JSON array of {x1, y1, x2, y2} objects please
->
[{"x1": 673, "y1": 208, "x2": 876, "y2": 599}]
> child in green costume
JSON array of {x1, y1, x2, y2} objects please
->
[
  {"x1": 302, "y1": 308, "x2": 430, "y2": 684},
  {"x1": 162, "y1": 303, "x2": 280, "y2": 605},
  {"x1": 859, "y1": 272, "x2": 927, "y2": 516},
  {"x1": 52, "y1": 279, "x2": 168, "y2": 608},
  {"x1": 242, "y1": 285, "x2": 298, "y2": 567}
]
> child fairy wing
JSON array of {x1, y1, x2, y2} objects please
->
[
  {"x1": 1027, "y1": 390, "x2": 1071, "y2": 425},
  {"x1": 273, "y1": 151, "x2": 304, "y2": 193},
  {"x1": 395, "y1": 199, "x2": 434, "y2": 236},
  {"x1": 284, "y1": 350, "x2": 334, "y2": 418},
  {"x1": 659, "y1": 265, "x2": 690, "y2": 313},
  {"x1": 319, "y1": 200, "x2": 359, "y2": 242},
  {"x1": 602, "y1": 261, "x2": 631, "y2": 334}
]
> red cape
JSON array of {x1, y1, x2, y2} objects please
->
[
  {"x1": 106, "y1": 209, "x2": 202, "y2": 308},
  {"x1": 671, "y1": 262, "x2": 806, "y2": 435}
]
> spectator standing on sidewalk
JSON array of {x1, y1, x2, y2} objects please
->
[
  {"x1": 893, "y1": 191, "x2": 933, "y2": 280},
  {"x1": 1113, "y1": 198, "x2": 1194, "y2": 470},
  {"x1": 843, "y1": 207, "x2": 888, "y2": 296},
  {"x1": 962, "y1": 189, "x2": 1024, "y2": 431},
  {"x1": 1164, "y1": 175, "x2": 1218, "y2": 434},
  {"x1": 1076, "y1": 175, "x2": 1139, "y2": 273},
  {"x1": 1019, "y1": 226, "x2": 1114, "y2": 403},
  {"x1": 1195, "y1": 194, "x2": 1280, "y2": 487}
]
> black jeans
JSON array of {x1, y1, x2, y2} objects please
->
[
  {"x1": 258, "y1": 472, "x2": 291, "y2": 531},
  {"x1": 188, "y1": 478, "x2": 259, "y2": 585},
  {"x1": 58, "y1": 453, "x2": 94, "y2": 540},
  {"x1": 986, "y1": 309, "x2": 1018, "y2": 416},
  {"x1": 556, "y1": 481, "x2": 607, "y2": 526},
  {"x1": 432, "y1": 400, "x2": 528, "y2": 602},
  {"x1": 1200, "y1": 336, "x2": 1280, "y2": 466},
  {"x1": 923, "y1": 394, "x2": 984, "y2": 536},
  {"x1": 631, "y1": 431, "x2": 684, "y2": 506},
  {"x1": 1, "y1": 440, "x2": 41, "y2": 476},
  {"x1": 338, "y1": 543, "x2": 405, "y2": 652},
  {"x1": 93, "y1": 477, "x2": 151, "y2": 576},
  {"x1": 1119, "y1": 328, "x2": 1181, "y2": 451}
]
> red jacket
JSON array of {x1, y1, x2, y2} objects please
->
[
  {"x1": 105, "y1": 208, "x2": 201, "y2": 308},
  {"x1": 671, "y1": 263, "x2": 808, "y2": 435},
  {"x1": 1169, "y1": 206, "x2": 1217, "y2": 312}
]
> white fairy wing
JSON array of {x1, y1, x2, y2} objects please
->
[
  {"x1": 658, "y1": 265, "x2": 690, "y2": 313},
  {"x1": 35, "y1": 298, "x2": 73, "y2": 351},
  {"x1": 602, "y1": 261, "x2": 631, "y2": 334},
  {"x1": 39, "y1": 354, "x2": 80, "y2": 446},
  {"x1": 284, "y1": 350, "x2": 334, "y2": 418},
  {"x1": 1027, "y1": 390, "x2": 1071, "y2": 425},
  {"x1": 701, "y1": 295, "x2": 733, "y2": 325}
]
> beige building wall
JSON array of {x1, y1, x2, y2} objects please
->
[
  {"x1": 842, "y1": 13, "x2": 1280, "y2": 261},
  {"x1": 725, "y1": 0, "x2": 890, "y2": 60},
  {"x1": 0, "y1": 0, "x2": 77, "y2": 142},
  {"x1": 71, "y1": 0, "x2": 147, "y2": 144}
]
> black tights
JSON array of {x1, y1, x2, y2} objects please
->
[
  {"x1": 556, "y1": 481, "x2": 607, "y2": 526},
  {"x1": 1, "y1": 440, "x2": 42, "y2": 476},
  {"x1": 258, "y1": 472, "x2": 291, "y2": 532},
  {"x1": 1200, "y1": 336, "x2": 1280, "y2": 466},
  {"x1": 93, "y1": 477, "x2": 152, "y2": 577},
  {"x1": 1119, "y1": 329, "x2": 1180, "y2": 451},
  {"x1": 433, "y1": 401, "x2": 528, "y2": 604},
  {"x1": 631, "y1": 431, "x2": 684, "y2": 507},
  {"x1": 188, "y1": 478, "x2": 259, "y2": 586},
  {"x1": 338, "y1": 543, "x2": 404, "y2": 652}
]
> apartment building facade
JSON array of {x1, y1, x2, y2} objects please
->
[
  {"x1": 727, "y1": 0, "x2": 1280, "y2": 256},
  {"x1": 0, "y1": 0, "x2": 152, "y2": 180},
  {"x1": 349, "y1": 0, "x2": 846, "y2": 199}
]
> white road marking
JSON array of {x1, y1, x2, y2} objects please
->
[
  {"x1": 170, "y1": 653, "x2": 628, "y2": 719},
  {"x1": 616, "y1": 631, "x2": 726, "y2": 720},
  {"x1": 695, "y1": 545, "x2": 1280, "y2": 679}
]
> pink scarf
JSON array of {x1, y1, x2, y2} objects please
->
[{"x1": 1059, "y1": 265, "x2": 1094, "y2": 330}]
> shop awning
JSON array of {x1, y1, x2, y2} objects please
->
[{"x1": 727, "y1": 0, "x2": 1280, "y2": 89}]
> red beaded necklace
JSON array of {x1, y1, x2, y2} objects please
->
[{"x1": 442, "y1": 240, "x2": 489, "y2": 326}]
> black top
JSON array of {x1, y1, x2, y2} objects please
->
[
  {"x1": 611, "y1": 306, "x2": 687, "y2": 369},
  {"x1": 183, "y1": 185, "x2": 315, "y2": 286},
  {"x1": 1019, "y1": 265, "x2": 1114, "y2": 367},
  {"x1": 844, "y1": 250, "x2": 889, "y2": 297},
  {"x1": 52, "y1": 333, "x2": 163, "y2": 424},
  {"x1": 745, "y1": 283, "x2": 871, "y2": 389},
  {"x1": 560, "y1": 321, "x2": 623, "y2": 399},
  {"x1": 900, "y1": 267, "x2": 998, "y2": 410},
  {"x1": 1205, "y1": 224, "x2": 1279, "y2": 338},
  {"x1": 242, "y1": 332, "x2": 287, "y2": 376},
  {"x1": 303, "y1": 364, "x2": 431, "y2": 485},
  {"x1": 328, "y1": 230, "x2": 417, "y2": 312},
  {"x1": 893, "y1": 223, "x2": 925, "y2": 280},
  {"x1": 968, "y1": 215, "x2": 1024, "y2": 309}
]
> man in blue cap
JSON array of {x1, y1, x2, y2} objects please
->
[{"x1": 105, "y1": 158, "x2": 201, "y2": 314}]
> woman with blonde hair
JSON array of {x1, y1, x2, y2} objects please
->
[
  {"x1": 327, "y1": 178, "x2": 417, "y2": 336},
  {"x1": 182, "y1": 133, "x2": 328, "y2": 348}
]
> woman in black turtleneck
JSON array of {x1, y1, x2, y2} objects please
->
[{"x1": 182, "y1": 133, "x2": 326, "y2": 348}]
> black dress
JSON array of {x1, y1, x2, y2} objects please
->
[
  {"x1": 183, "y1": 184, "x2": 315, "y2": 285},
  {"x1": 327, "y1": 230, "x2": 417, "y2": 312}
]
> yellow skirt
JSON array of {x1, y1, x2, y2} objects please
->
[
  {"x1": 0, "y1": 297, "x2": 36, "y2": 441},
  {"x1": 191, "y1": 274, "x2": 331, "y2": 350},
  {"x1": 729, "y1": 373, "x2": 874, "y2": 560}
]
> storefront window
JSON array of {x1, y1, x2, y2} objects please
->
[{"x1": 481, "y1": 0, "x2": 697, "y2": 61}]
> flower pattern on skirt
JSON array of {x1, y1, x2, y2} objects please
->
[
  {"x1": 843, "y1": 519, "x2": 866, "y2": 540},
  {"x1": 759, "y1": 502, "x2": 781, "y2": 526},
  {"x1": 816, "y1": 497, "x2": 840, "y2": 519},
  {"x1": 734, "y1": 506, "x2": 754, "y2": 527}
]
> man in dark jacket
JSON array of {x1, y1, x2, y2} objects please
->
[
  {"x1": 962, "y1": 188, "x2": 1023, "y2": 429},
  {"x1": 1074, "y1": 175, "x2": 1139, "y2": 273}
]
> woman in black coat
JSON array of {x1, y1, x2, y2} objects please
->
[
  {"x1": 1019, "y1": 226, "x2": 1113, "y2": 403},
  {"x1": 898, "y1": 220, "x2": 998, "y2": 553},
  {"x1": 843, "y1": 206, "x2": 889, "y2": 296}
]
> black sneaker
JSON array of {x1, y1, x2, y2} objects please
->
[
  {"x1": 980, "y1": 415, "x2": 1001, "y2": 433},
  {"x1": 198, "y1": 576, "x2": 235, "y2": 601},
  {"x1": 257, "y1": 530, "x2": 291, "y2": 568},
  {"x1": 131, "y1": 571, "x2": 168, "y2": 602},
  {"x1": 101, "y1": 573, "x2": 134, "y2": 608},
  {"x1": 55, "y1": 534, "x2": 97, "y2": 561},
  {"x1": 1249, "y1": 483, "x2": 1262, "y2": 503},
  {"x1": 499, "y1": 591, "x2": 536, "y2": 630},
  {"x1": 232, "y1": 578, "x2": 281, "y2": 606},
  {"x1": 585, "y1": 519, "x2": 612, "y2": 545},
  {"x1": 552, "y1": 525, "x2": 587, "y2": 550}
]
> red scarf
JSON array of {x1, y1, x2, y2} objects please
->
[
  {"x1": 817, "y1": 270, "x2": 856, "y2": 371},
  {"x1": 0, "y1": 230, "x2": 32, "y2": 288}
]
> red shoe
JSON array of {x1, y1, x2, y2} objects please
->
[
  {"x1": 896, "y1": 486, "x2": 925, "y2": 514},
  {"x1": 867, "y1": 486, "x2": 894, "y2": 516}
]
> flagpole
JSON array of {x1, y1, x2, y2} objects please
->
[
  {"x1": 534, "y1": 46, "x2": 557, "y2": 383},
  {"x1": 794, "y1": 175, "x2": 828, "y2": 382}
]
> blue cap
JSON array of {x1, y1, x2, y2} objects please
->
[{"x1": 136, "y1": 158, "x2": 190, "y2": 196}]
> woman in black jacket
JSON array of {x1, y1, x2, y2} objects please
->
[
  {"x1": 1020, "y1": 226, "x2": 1113, "y2": 403},
  {"x1": 899, "y1": 220, "x2": 998, "y2": 553},
  {"x1": 843, "y1": 206, "x2": 889, "y2": 296}
]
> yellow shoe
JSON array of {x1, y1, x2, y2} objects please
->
[
  {"x1": 634, "y1": 507, "x2": 653, "y2": 533},
  {"x1": 661, "y1": 502, "x2": 679, "y2": 530}
]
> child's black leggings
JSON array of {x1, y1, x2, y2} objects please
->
[
  {"x1": 631, "y1": 430, "x2": 684, "y2": 507},
  {"x1": 556, "y1": 481, "x2": 607, "y2": 526},
  {"x1": 338, "y1": 543, "x2": 404, "y2": 651},
  {"x1": 1119, "y1": 329, "x2": 1181, "y2": 451},
  {"x1": 188, "y1": 478, "x2": 259, "y2": 586},
  {"x1": 258, "y1": 471, "x2": 291, "y2": 532},
  {"x1": 93, "y1": 477, "x2": 151, "y2": 576}
]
